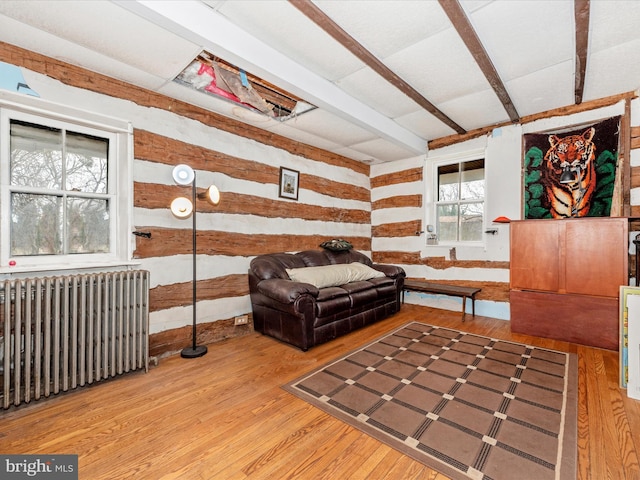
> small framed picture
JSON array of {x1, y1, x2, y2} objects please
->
[{"x1": 279, "y1": 167, "x2": 299, "y2": 200}]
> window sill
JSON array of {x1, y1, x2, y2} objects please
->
[{"x1": 0, "y1": 260, "x2": 142, "y2": 277}]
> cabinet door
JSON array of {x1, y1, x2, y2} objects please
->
[
  {"x1": 510, "y1": 220, "x2": 561, "y2": 292},
  {"x1": 565, "y1": 218, "x2": 627, "y2": 298}
]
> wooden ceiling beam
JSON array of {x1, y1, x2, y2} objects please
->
[
  {"x1": 289, "y1": 0, "x2": 466, "y2": 135},
  {"x1": 574, "y1": 0, "x2": 590, "y2": 104},
  {"x1": 438, "y1": 0, "x2": 520, "y2": 123}
]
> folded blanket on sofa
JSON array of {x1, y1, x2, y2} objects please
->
[{"x1": 285, "y1": 262, "x2": 384, "y2": 289}]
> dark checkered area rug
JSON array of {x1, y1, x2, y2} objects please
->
[{"x1": 283, "y1": 322, "x2": 577, "y2": 480}]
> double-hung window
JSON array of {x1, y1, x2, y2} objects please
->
[
  {"x1": 435, "y1": 159, "x2": 485, "y2": 243},
  {"x1": 0, "y1": 92, "x2": 133, "y2": 272}
]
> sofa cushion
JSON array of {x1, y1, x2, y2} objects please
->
[
  {"x1": 339, "y1": 281, "x2": 375, "y2": 294},
  {"x1": 348, "y1": 288, "x2": 378, "y2": 308},
  {"x1": 286, "y1": 262, "x2": 384, "y2": 289},
  {"x1": 315, "y1": 294, "x2": 352, "y2": 318},
  {"x1": 367, "y1": 276, "x2": 395, "y2": 287},
  {"x1": 316, "y1": 286, "x2": 350, "y2": 301}
]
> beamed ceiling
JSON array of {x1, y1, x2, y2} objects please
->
[{"x1": 1, "y1": 0, "x2": 639, "y2": 163}]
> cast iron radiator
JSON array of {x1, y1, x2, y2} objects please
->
[{"x1": 0, "y1": 270, "x2": 150, "y2": 409}]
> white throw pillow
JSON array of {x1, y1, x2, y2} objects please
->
[{"x1": 286, "y1": 262, "x2": 384, "y2": 288}]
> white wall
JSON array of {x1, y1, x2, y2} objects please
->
[
  {"x1": 12, "y1": 67, "x2": 372, "y2": 335},
  {"x1": 372, "y1": 99, "x2": 631, "y2": 321}
]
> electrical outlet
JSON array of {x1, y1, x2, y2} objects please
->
[{"x1": 234, "y1": 314, "x2": 249, "y2": 326}]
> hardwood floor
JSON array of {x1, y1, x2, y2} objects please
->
[{"x1": 2, "y1": 304, "x2": 640, "y2": 479}]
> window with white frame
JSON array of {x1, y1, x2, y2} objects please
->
[
  {"x1": 0, "y1": 93, "x2": 133, "y2": 271},
  {"x1": 435, "y1": 159, "x2": 485, "y2": 243}
]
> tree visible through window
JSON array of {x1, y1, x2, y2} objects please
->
[
  {"x1": 10, "y1": 120, "x2": 111, "y2": 256},
  {"x1": 436, "y1": 159, "x2": 485, "y2": 243}
]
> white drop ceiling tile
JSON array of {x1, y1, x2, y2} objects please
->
[
  {"x1": 385, "y1": 29, "x2": 490, "y2": 104},
  {"x1": 395, "y1": 109, "x2": 458, "y2": 142},
  {"x1": 506, "y1": 60, "x2": 575, "y2": 117},
  {"x1": 437, "y1": 90, "x2": 510, "y2": 131},
  {"x1": 330, "y1": 146, "x2": 381, "y2": 164},
  {"x1": 350, "y1": 138, "x2": 423, "y2": 163},
  {"x1": 463, "y1": 0, "x2": 574, "y2": 82},
  {"x1": 213, "y1": 0, "x2": 364, "y2": 81},
  {"x1": 0, "y1": 14, "x2": 172, "y2": 91},
  {"x1": 584, "y1": 39, "x2": 640, "y2": 101},
  {"x1": 336, "y1": 68, "x2": 421, "y2": 118},
  {"x1": 201, "y1": 0, "x2": 225, "y2": 8},
  {"x1": 267, "y1": 121, "x2": 345, "y2": 152},
  {"x1": 0, "y1": 0, "x2": 201, "y2": 80},
  {"x1": 276, "y1": 108, "x2": 376, "y2": 146},
  {"x1": 314, "y1": 0, "x2": 450, "y2": 58},
  {"x1": 459, "y1": 0, "x2": 494, "y2": 14},
  {"x1": 589, "y1": 1, "x2": 640, "y2": 52}
]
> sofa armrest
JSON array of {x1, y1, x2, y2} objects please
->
[
  {"x1": 257, "y1": 278, "x2": 319, "y2": 304},
  {"x1": 372, "y1": 264, "x2": 406, "y2": 278}
]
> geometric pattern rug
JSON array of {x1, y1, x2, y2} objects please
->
[{"x1": 283, "y1": 322, "x2": 577, "y2": 480}]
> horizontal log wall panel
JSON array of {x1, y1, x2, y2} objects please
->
[
  {"x1": 0, "y1": 42, "x2": 368, "y2": 175},
  {"x1": 370, "y1": 167, "x2": 423, "y2": 189},
  {"x1": 135, "y1": 130, "x2": 370, "y2": 203},
  {"x1": 372, "y1": 220, "x2": 422, "y2": 238},
  {"x1": 422, "y1": 256, "x2": 510, "y2": 270},
  {"x1": 631, "y1": 126, "x2": 640, "y2": 149},
  {"x1": 373, "y1": 251, "x2": 423, "y2": 264},
  {"x1": 150, "y1": 274, "x2": 248, "y2": 312},
  {"x1": 373, "y1": 251, "x2": 508, "y2": 270},
  {"x1": 135, "y1": 182, "x2": 370, "y2": 223},
  {"x1": 372, "y1": 194, "x2": 422, "y2": 210},
  {"x1": 149, "y1": 317, "x2": 253, "y2": 358},
  {"x1": 133, "y1": 228, "x2": 371, "y2": 258},
  {"x1": 134, "y1": 130, "x2": 273, "y2": 181}
]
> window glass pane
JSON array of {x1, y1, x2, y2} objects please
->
[
  {"x1": 460, "y1": 160, "x2": 485, "y2": 200},
  {"x1": 10, "y1": 120, "x2": 63, "y2": 189},
  {"x1": 434, "y1": 158, "x2": 485, "y2": 244},
  {"x1": 460, "y1": 202, "x2": 483, "y2": 241},
  {"x1": 11, "y1": 193, "x2": 63, "y2": 255},
  {"x1": 437, "y1": 204, "x2": 458, "y2": 242},
  {"x1": 66, "y1": 131, "x2": 108, "y2": 194},
  {"x1": 438, "y1": 164, "x2": 459, "y2": 201},
  {"x1": 67, "y1": 197, "x2": 110, "y2": 254}
]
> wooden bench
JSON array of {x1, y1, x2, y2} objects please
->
[{"x1": 402, "y1": 280, "x2": 481, "y2": 321}]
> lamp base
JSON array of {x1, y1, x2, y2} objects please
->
[{"x1": 180, "y1": 345, "x2": 208, "y2": 358}]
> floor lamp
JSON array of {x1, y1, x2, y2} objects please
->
[{"x1": 170, "y1": 164, "x2": 220, "y2": 358}]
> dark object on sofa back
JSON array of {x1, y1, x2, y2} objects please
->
[{"x1": 248, "y1": 249, "x2": 405, "y2": 351}]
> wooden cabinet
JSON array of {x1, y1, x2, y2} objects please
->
[{"x1": 510, "y1": 217, "x2": 628, "y2": 350}]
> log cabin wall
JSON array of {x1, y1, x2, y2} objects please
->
[
  {"x1": 0, "y1": 42, "x2": 372, "y2": 357},
  {"x1": 3, "y1": 42, "x2": 640, "y2": 352},
  {"x1": 371, "y1": 94, "x2": 640, "y2": 320}
]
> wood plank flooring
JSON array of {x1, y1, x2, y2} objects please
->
[{"x1": 2, "y1": 304, "x2": 639, "y2": 479}]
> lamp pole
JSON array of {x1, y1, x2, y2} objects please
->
[{"x1": 181, "y1": 170, "x2": 207, "y2": 358}]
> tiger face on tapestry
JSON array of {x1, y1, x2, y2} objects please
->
[{"x1": 543, "y1": 127, "x2": 596, "y2": 218}]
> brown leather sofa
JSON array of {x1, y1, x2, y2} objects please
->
[{"x1": 248, "y1": 249, "x2": 405, "y2": 351}]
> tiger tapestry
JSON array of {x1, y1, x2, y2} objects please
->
[{"x1": 523, "y1": 116, "x2": 620, "y2": 219}]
